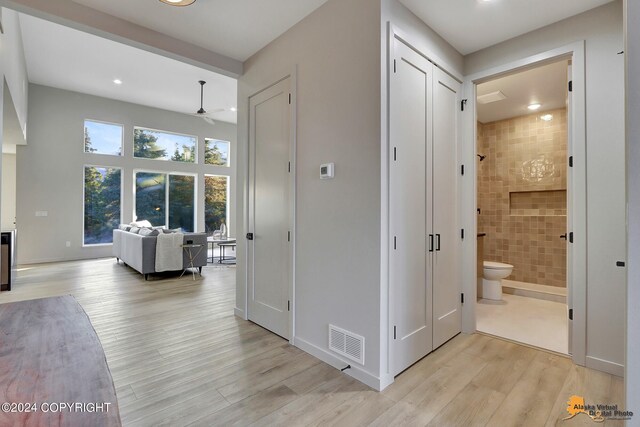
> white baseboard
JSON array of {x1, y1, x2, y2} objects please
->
[
  {"x1": 586, "y1": 355, "x2": 624, "y2": 377},
  {"x1": 233, "y1": 307, "x2": 246, "y2": 320},
  {"x1": 293, "y1": 336, "x2": 385, "y2": 391}
]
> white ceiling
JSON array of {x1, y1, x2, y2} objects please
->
[
  {"x1": 70, "y1": 0, "x2": 329, "y2": 62},
  {"x1": 477, "y1": 60, "x2": 568, "y2": 123},
  {"x1": 19, "y1": 13, "x2": 238, "y2": 123},
  {"x1": 399, "y1": 0, "x2": 615, "y2": 55}
]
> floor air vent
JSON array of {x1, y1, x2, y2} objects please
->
[{"x1": 328, "y1": 324, "x2": 365, "y2": 365}]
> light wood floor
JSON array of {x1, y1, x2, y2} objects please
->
[{"x1": 0, "y1": 258, "x2": 625, "y2": 426}]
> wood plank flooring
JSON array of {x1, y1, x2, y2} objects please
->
[{"x1": 0, "y1": 258, "x2": 625, "y2": 426}]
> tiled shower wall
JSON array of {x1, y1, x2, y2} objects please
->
[{"x1": 477, "y1": 108, "x2": 567, "y2": 288}]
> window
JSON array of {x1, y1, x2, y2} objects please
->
[
  {"x1": 84, "y1": 166, "x2": 121, "y2": 245},
  {"x1": 205, "y1": 175, "x2": 229, "y2": 234},
  {"x1": 134, "y1": 171, "x2": 195, "y2": 232},
  {"x1": 84, "y1": 120, "x2": 123, "y2": 155},
  {"x1": 134, "y1": 127, "x2": 196, "y2": 163},
  {"x1": 204, "y1": 139, "x2": 230, "y2": 166}
]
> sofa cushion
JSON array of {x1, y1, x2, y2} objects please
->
[
  {"x1": 129, "y1": 227, "x2": 141, "y2": 234},
  {"x1": 118, "y1": 224, "x2": 132, "y2": 231},
  {"x1": 139, "y1": 228, "x2": 160, "y2": 237}
]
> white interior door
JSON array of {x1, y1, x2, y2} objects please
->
[
  {"x1": 248, "y1": 77, "x2": 291, "y2": 339},
  {"x1": 390, "y1": 39, "x2": 433, "y2": 375},
  {"x1": 432, "y1": 67, "x2": 462, "y2": 349}
]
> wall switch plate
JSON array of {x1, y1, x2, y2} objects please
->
[
  {"x1": 320, "y1": 163, "x2": 334, "y2": 179},
  {"x1": 65, "y1": 241, "x2": 71, "y2": 247}
]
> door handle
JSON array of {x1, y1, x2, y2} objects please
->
[
  {"x1": 428, "y1": 234, "x2": 434, "y2": 252},
  {"x1": 246, "y1": 233, "x2": 254, "y2": 240},
  {"x1": 436, "y1": 234, "x2": 441, "y2": 251},
  {"x1": 560, "y1": 233, "x2": 567, "y2": 240}
]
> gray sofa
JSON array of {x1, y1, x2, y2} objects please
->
[{"x1": 113, "y1": 228, "x2": 208, "y2": 280}]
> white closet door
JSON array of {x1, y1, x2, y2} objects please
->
[
  {"x1": 390, "y1": 39, "x2": 433, "y2": 375},
  {"x1": 432, "y1": 67, "x2": 461, "y2": 349},
  {"x1": 248, "y1": 77, "x2": 291, "y2": 339}
]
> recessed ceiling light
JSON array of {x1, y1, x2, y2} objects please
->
[
  {"x1": 528, "y1": 103, "x2": 541, "y2": 111},
  {"x1": 113, "y1": 79, "x2": 122, "y2": 85},
  {"x1": 230, "y1": 107, "x2": 237, "y2": 112},
  {"x1": 159, "y1": 0, "x2": 196, "y2": 6},
  {"x1": 540, "y1": 114, "x2": 553, "y2": 121}
]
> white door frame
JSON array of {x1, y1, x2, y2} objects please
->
[
  {"x1": 244, "y1": 70, "x2": 297, "y2": 344},
  {"x1": 460, "y1": 41, "x2": 587, "y2": 366}
]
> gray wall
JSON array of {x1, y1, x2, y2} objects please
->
[
  {"x1": 625, "y1": 0, "x2": 640, "y2": 413},
  {"x1": 17, "y1": 84, "x2": 236, "y2": 264},
  {"x1": 466, "y1": 1, "x2": 626, "y2": 374},
  {"x1": 236, "y1": 0, "x2": 383, "y2": 384}
]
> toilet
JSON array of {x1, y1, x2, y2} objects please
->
[{"x1": 482, "y1": 261, "x2": 514, "y2": 301}]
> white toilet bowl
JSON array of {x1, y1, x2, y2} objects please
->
[{"x1": 482, "y1": 261, "x2": 514, "y2": 301}]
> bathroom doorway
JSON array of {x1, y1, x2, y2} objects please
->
[{"x1": 474, "y1": 59, "x2": 571, "y2": 354}]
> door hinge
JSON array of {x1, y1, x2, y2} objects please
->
[
  {"x1": 288, "y1": 93, "x2": 291, "y2": 104},
  {"x1": 569, "y1": 309, "x2": 573, "y2": 320},
  {"x1": 288, "y1": 161, "x2": 291, "y2": 173},
  {"x1": 616, "y1": 261, "x2": 626, "y2": 267},
  {"x1": 461, "y1": 99, "x2": 468, "y2": 111},
  {"x1": 568, "y1": 81, "x2": 573, "y2": 92},
  {"x1": 461, "y1": 229, "x2": 465, "y2": 240},
  {"x1": 569, "y1": 156, "x2": 573, "y2": 167},
  {"x1": 288, "y1": 300, "x2": 291, "y2": 311},
  {"x1": 393, "y1": 326, "x2": 397, "y2": 340},
  {"x1": 393, "y1": 59, "x2": 397, "y2": 73},
  {"x1": 461, "y1": 164, "x2": 465, "y2": 176},
  {"x1": 393, "y1": 236, "x2": 397, "y2": 250},
  {"x1": 461, "y1": 293, "x2": 465, "y2": 304},
  {"x1": 288, "y1": 231, "x2": 291, "y2": 242},
  {"x1": 246, "y1": 232, "x2": 254, "y2": 240},
  {"x1": 393, "y1": 147, "x2": 397, "y2": 161},
  {"x1": 569, "y1": 232, "x2": 574, "y2": 243}
]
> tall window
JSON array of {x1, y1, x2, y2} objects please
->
[
  {"x1": 84, "y1": 120, "x2": 123, "y2": 155},
  {"x1": 84, "y1": 166, "x2": 121, "y2": 245},
  {"x1": 204, "y1": 139, "x2": 230, "y2": 166},
  {"x1": 134, "y1": 127, "x2": 196, "y2": 163},
  {"x1": 205, "y1": 175, "x2": 229, "y2": 234},
  {"x1": 135, "y1": 171, "x2": 195, "y2": 232}
]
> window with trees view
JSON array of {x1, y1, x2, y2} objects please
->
[
  {"x1": 134, "y1": 127, "x2": 196, "y2": 163},
  {"x1": 205, "y1": 175, "x2": 229, "y2": 234},
  {"x1": 135, "y1": 171, "x2": 195, "y2": 232},
  {"x1": 84, "y1": 120, "x2": 123, "y2": 155},
  {"x1": 84, "y1": 166, "x2": 121, "y2": 245},
  {"x1": 205, "y1": 139, "x2": 230, "y2": 166}
]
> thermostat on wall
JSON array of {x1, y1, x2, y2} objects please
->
[{"x1": 320, "y1": 163, "x2": 334, "y2": 179}]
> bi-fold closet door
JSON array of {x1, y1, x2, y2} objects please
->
[{"x1": 390, "y1": 38, "x2": 461, "y2": 376}]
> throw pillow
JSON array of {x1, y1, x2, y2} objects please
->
[
  {"x1": 139, "y1": 228, "x2": 159, "y2": 237},
  {"x1": 129, "y1": 227, "x2": 141, "y2": 234},
  {"x1": 130, "y1": 220, "x2": 153, "y2": 228}
]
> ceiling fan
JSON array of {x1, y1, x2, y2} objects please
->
[{"x1": 194, "y1": 80, "x2": 223, "y2": 125}]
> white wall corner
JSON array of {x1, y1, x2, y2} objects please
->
[
  {"x1": 293, "y1": 336, "x2": 386, "y2": 391},
  {"x1": 233, "y1": 307, "x2": 246, "y2": 320}
]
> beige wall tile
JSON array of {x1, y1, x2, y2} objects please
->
[{"x1": 478, "y1": 109, "x2": 567, "y2": 288}]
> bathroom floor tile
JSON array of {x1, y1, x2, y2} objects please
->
[{"x1": 476, "y1": 294, "x2": 568, "y2": 354}]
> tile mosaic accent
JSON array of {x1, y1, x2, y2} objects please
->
[{"x1": 478, "y1": 109, "x2": 567, "y2": 288}]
